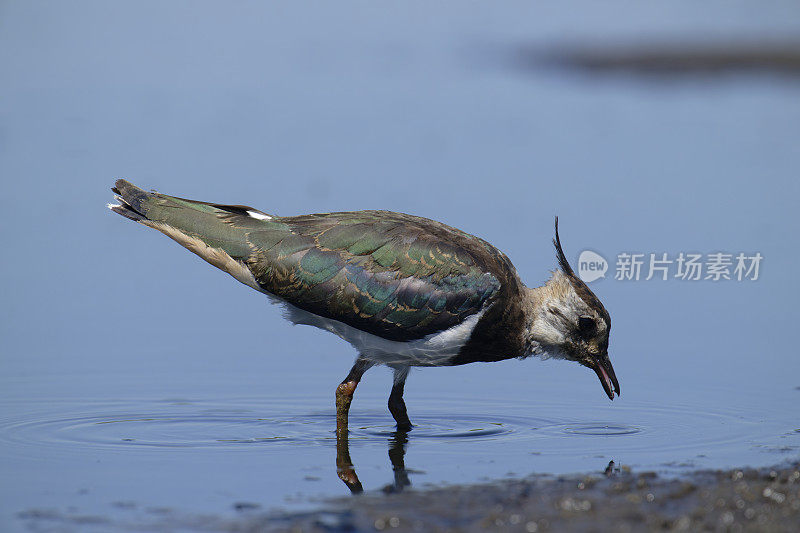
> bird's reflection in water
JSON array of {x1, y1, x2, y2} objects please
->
[
  {"x1": 335, "y1": 429, "x2": 621, "y2": 495},
  {"x1": 336, "y1": 429, "x2": 411, "y2": 494},
  {"x1": 385, "y1": 430, "x2": 411, "y2": 493}
]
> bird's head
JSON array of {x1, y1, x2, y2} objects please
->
[{"x1": 524, "y1": 218, "x2": 620, "y2": 400}]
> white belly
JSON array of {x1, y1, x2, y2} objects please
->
[{"x1": 285, "y1": 304, "x2": 488, "y2": 367}]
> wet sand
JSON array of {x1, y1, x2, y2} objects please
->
[
  {"x1": 254, "y1": 461, "x2": 800, "y2": 532},
  {"x1": 15, "y1": 460, "x2": 800, "y2": 531}
]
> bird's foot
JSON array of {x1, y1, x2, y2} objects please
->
[{"x1": 388, "y1": 396, "x2": 412, "y2": 432}]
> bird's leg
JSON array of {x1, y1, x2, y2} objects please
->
[
  {"x1": 335, "y1": 358, "x2": 372, "y2": 438},
  {"x1": 388, "y1": 365, "x2": 412, "y2": 431}
]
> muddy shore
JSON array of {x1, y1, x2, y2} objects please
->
[
  {"x1": 16, "y1": 461, "x2": 800, "y2": 531},
  {"x1": 248, "y1": 461, "x2": 800, "y2": 533}
]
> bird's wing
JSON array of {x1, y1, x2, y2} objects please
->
[
  {"x1": 110, "y1": 181, "x2": 507, "y2": 342},
  {"x1": 245, "y1": 211, "x2": 506, "y2": 341}
]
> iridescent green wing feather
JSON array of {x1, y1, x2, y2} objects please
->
[
  {"x1": 245, "y1": 211, "x2": 504, "y2": 341},
  {"x1": 110, "y1": 180, "x2": 506, "y2": 343}
]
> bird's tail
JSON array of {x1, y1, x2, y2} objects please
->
[
  {"x1": 107, "y1": 179, "x2": 276, "y2": 290},
  {"x1": 107, "y1": 180, "x2": 151, "y2": 222}
]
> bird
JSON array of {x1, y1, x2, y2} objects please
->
[{"x1": 108, "y1": 180, "x2": 619, "y2": 435}]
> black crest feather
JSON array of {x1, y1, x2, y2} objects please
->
[
  {"x1": 552, "y1": 216, "x2": 611, "y2": 330},
  {"x1": 553, "y1": 216, "x2": 574, "y2": 277}
]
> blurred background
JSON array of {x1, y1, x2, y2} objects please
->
[{"x1": 1, "y1": 1, "x2": 799, "y2": 530}]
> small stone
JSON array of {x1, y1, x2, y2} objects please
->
[
  {"x1": 674, "y1": 516, "x2": 691, "y2": 531},
  {"x1": 720, "y1": 511, "x2": 734, "y2": 526},
  {"x1": 762, "y1": 487, "x2": 786, "y2": 504},
  {"x1": 626, "y1": 494, "x2": 641, "y2": 504},
  {"x1": 525, "y1": 521, "x2": 538, "y2": 532}
]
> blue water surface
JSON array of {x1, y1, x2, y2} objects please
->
[{"x1": 1, "y1": 1, "x2": 799, "y2": 530}]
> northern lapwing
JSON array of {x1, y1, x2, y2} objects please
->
[{"x1": 108, "y1": 180, "x2": 619, "y2": 434}]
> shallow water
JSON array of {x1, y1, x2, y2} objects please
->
[
  {"x1": 1, "y1": 0, "x2": 800, "y2": 530},
  {"x1": 3, "y1": 396, "x2": 785, "y2": 462},
  {"x1": 2, "y1": 369, "x2": 797, "y2": 527}
]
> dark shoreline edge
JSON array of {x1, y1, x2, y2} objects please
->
[
  {"x1": 16, "y1": 460, "x2": 800, "y2": 531},
  {"x1": 256, "y1": 461, "x2": 800, "y2": 532}
]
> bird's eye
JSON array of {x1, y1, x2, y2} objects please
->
[{"x1": 578, "y1": 316, "x2": 596, "y2": 334}]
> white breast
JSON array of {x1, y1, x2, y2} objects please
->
[{"x1": 285, "y1": 304, "x2": 488, "y2": 367}]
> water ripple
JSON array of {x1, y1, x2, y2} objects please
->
[
  {"x1": 562, "y1": 424, "x2": 642, "y2": 436},
  {"x1": 0, "y1": 396, "x2": 776, "y2": 464}
]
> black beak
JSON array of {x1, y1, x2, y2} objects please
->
[{"x1": 588, "y1": 354, "x2": 620, "y2": 400}]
